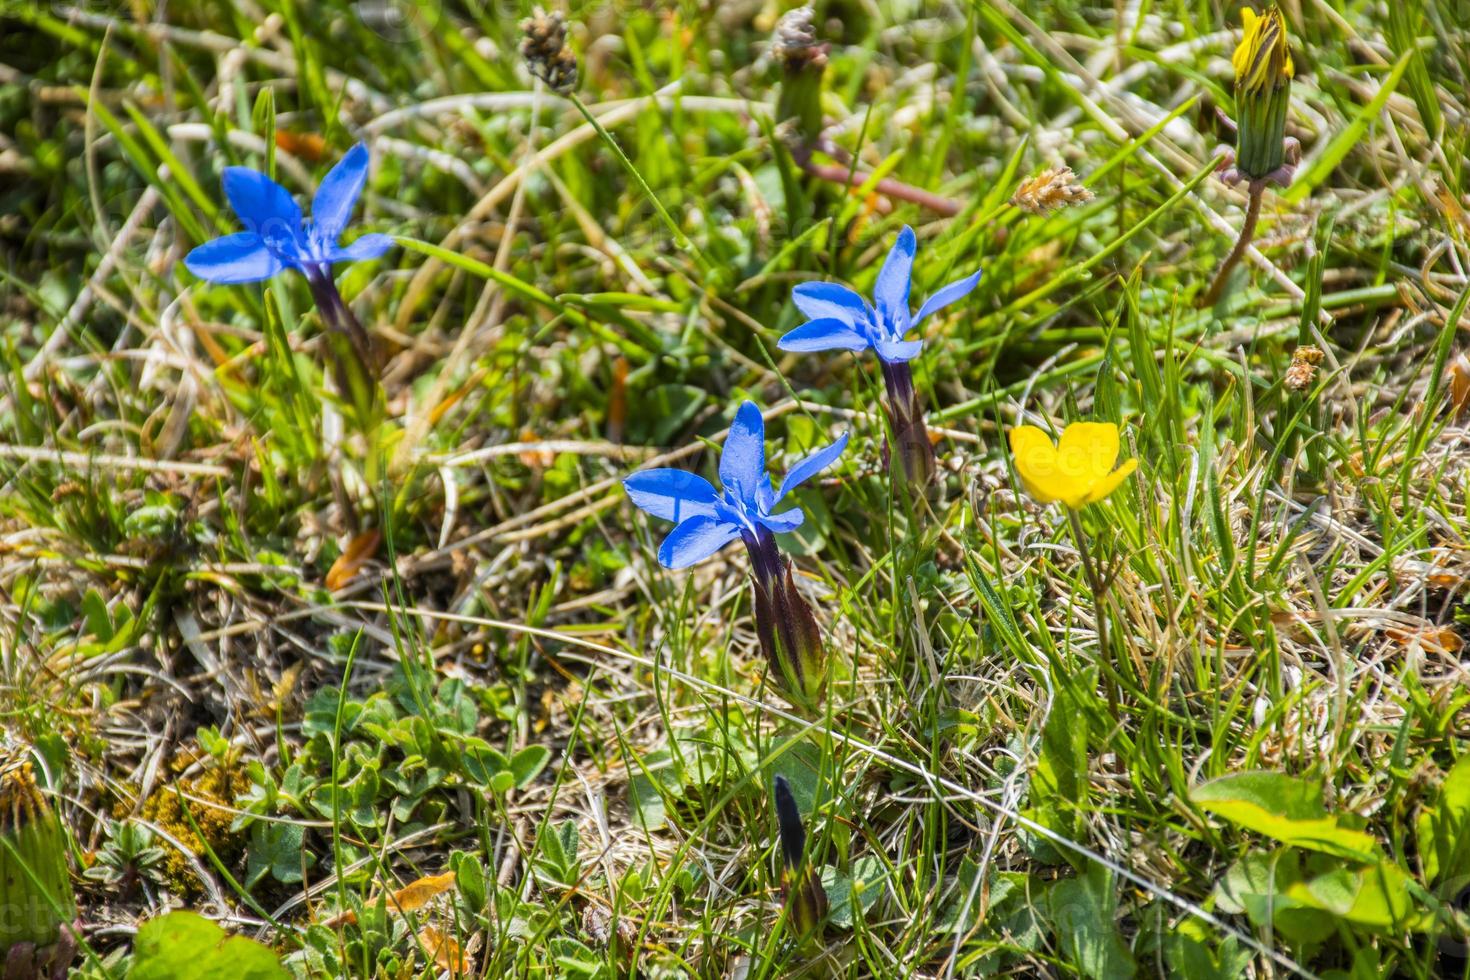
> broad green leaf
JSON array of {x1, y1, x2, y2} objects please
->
[
  {"x1": 1416, "y1": 754, "x2": 1470, "y2": 884},
  {"x1": 1213, "y1": 851, "x2": 1334, "y2": 945},
  {"x1": 128, "y1": 911, "x2": 289, "y2": 980},
  {"x1": 629, "y1": 748, "x2": 681, "y2": 832},
  {"x1": 246, "y1": 821, "x2": 309, "y2": 888},
  {"x1": 451, "y1": 851, "x2": 487, "y2": 913},
  {"x1": 1163, "y1": 921, "x2": 1251, "y2": 980},
  {"x1": 1287, "y1": 854, "x2": 1434, "y2": 932},
  {"x1": 510, "y1": 745, "x2": 551, "y2": 789},
  {"x1": 1049, "y1": 866, "x2": 1137, "y2": 980},
  {"x1": 767, "y1": 737, "x2": 826, "y2": 815},
  {"x1": 1024, "y1": 680, "x2": 1090, "y2": 866},
  {"x1": 1191, "y1": 771, "x2": 1381, "y2": 861},
  {"x1": 821, "y1": 855, "x2": 887, "y2": 929}
]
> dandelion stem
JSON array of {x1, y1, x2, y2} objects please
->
[{"x1": 1200, "y1": 183, "x2": 1264, "y2": 307}]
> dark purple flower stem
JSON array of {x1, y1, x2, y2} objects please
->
[
  {"x1": 1199, "y1": 183, "x2": 1264, "y2": 308},
  {"x1": 304, "y1": 268, "x2": 379, "y2": 374},
  {"x1": 740, "y1": 525, "x2": 784, "y2": 589}
]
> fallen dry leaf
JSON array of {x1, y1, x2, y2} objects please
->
[
  {"x1": 518, "y1": 429, "x2": 556, "y2": 468},
  {"x1": 323, "y1": 870, "x2": 456, "y2": 927},
  {"x1": 275, "y1": 130, "x2": 328, "y2": 162},
  {"x1": 416, "y1": 924, "x2": 470, "y2": 974},
  {"x1": 1446, "y1": 351, "x2": 1470, "y2": 417},
  {"x1": 326, "y1": 529, "x2": 381, "y2": 591},
  {"x1": 1385, "y1": 625, "x2": 1464, "y2": 656}
]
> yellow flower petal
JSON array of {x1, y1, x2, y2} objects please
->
[
  {"x1": 1010, "y1": 421, "x2": 1136, "y2": 509},
  {"x1": 1233, "y1": 5, "x2": 1292, "y2": 93},
  {"x1": 1056, "y1": 421, "x2": 1120, "y2": 486},
  {"x1": 1008, "y1": 425, "x2": 1066, "y2": 504},
  {"x1": 1080, "y1": 456, "x2": 1138, "y2": 505}
]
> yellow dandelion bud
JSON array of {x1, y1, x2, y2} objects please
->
[
  {"x1": 1231, "y1": 5, "x2": 1294, "y2": 180},
  {"x1": 1232, "y1": 6, "x2": 1293, "y2": 95}
]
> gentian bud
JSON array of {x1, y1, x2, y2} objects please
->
[{"x1": 773, "y1": 775, "x2": 827, "y2": 937}]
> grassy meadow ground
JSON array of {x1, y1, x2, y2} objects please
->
[{"x1": 3, "y1": 0, "x2": 1470, "y2": 976}]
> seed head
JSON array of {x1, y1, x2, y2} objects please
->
[
  {"x1": 773, "y1": 6, "x2": 826, "y2": 71},
  {"x1": 1011, "y1": 167, "x2": 1094, "y2": 215},
  {"x1": 1284, "y1": 345, "x2": 1323, "y2": 392},
  {"x1": 520, "y1": 7, "x2": 578, "y2": 94}
]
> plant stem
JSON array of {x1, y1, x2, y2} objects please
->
[
  {"x1": 1200, "y1": 183, "x2": 1264, "y2": 307},
  {"x1": 793, "y1": 143, "x2": 961, "y2": 217},
  {"x1": 567, "y1": 92, "x2": 714, "y2": 276},
  {"x1": 1067, "y1": 508, "x2": 1120, "y2": 719}
]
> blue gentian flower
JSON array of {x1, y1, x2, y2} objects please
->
[
  {"x1": 776, "y1": 226, "x2": 980, "y2": 489},
  {"x1": 184, "y1": 143, "x2": 393, "y2": 285},
  {"x1": 777, "y1": 225, "x2": 981, "y2": 364},
  {"x1": 623, "y1": 401, "x2": 848, "y2": 573},
  {"x1": 623, "y1": 401, "x2": 848, "y2": 710}
]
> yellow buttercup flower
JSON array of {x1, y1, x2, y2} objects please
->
[
  {"x1": 1232, "y1": 5, "x2": 1293, "y2": 95},
  {"x1": 1009, "y1": 422, "x2": 1137, "y2": 509}
]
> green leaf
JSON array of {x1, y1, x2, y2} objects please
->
[
  {"x1": 460, "y1": 738, "x2": 509, "y2": 789},
  {"x1": 451, "y1": 852, "x2": 487, "y2": 913},
  {"x1": 1287, "y1": 854, "x2": 1433, "y2": 933},
  {"x1": 767, "y1": 737, "x2": 826, "y2": 815},
  {"x1": 1049, "y1": 866, "x2": 1137, "y2": 980},
  {"x1": 820, "y1": 855, "x2": 887, "y2": 929},
  {"x1": 509, "y1": 745, "x2": 551, "y2": 789},
  {"x1": 1024, "y1": 680, "x2": 1090, "y2": 865},
  {"x1": 128, "y1": 911, "x2": 290, "y2": 979},
  {"x1": 629, "y1": 748, "x2": 681, "y2": 832},
  {"x1": 1213, "y1": 848, "x2": 1429, "y2": 941},
  {"x1": 1416, "y1": 754, "x2": 1470, "y2": 884},
  {"x1": 246, "y1": 821, "x2": 308, "y2": 888},
  {"x1": 536, "y1": 820, "x2": 582, "y2": 886},
  {"x1": 1191, "y1": 772, "x2": 1381, "y2": 861},
  {"x1": 1163, "y1": 923, "x2": 1251, "y2": 980}
]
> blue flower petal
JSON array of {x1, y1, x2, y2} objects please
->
[
  {"x1": 777, "y1": 318, "x2": 870, "y2": 354},
  {"x1": 313, "y1": 143, "x2": 371, "y2": 245},
  {"x1": 328, "y1": 233, "x2": 395, "y2": 263},
  {"x1": 624, "y1": 469, "x2": 720, "y2": 523},
  {"x1": 914, "y1": 268, "x2": 982, "y2": 327},
  {"x1": 720, "y1": 401, "x2": 766, "y2": 509},
  {"x1": 756, "y1": 474, "x2": 777, "y2": 515},
  {"x1": 873, "y1": 225, "x2": 916, "y2": 323},
  {"x1": 756, "y1": 507, "x2": 804, "y2": 534},
  {"x1": 184, "y1": 234, "x2": 283, "y2": 284},
  {"x1": 222, "y1": 167, "x2": 303, "y2": 253},
  {"x1": 776, "y1": 431, "x2": 849, "y2": 502},
  {"x1": 874, "y1": 336, "x2": 924, "y2": 363},
  {"x1": 658, "y1": 515, "x2": 742, "y2": 569},
  {"x1": 791, "y1": 281, "x2": 868, "y2": 327}
]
